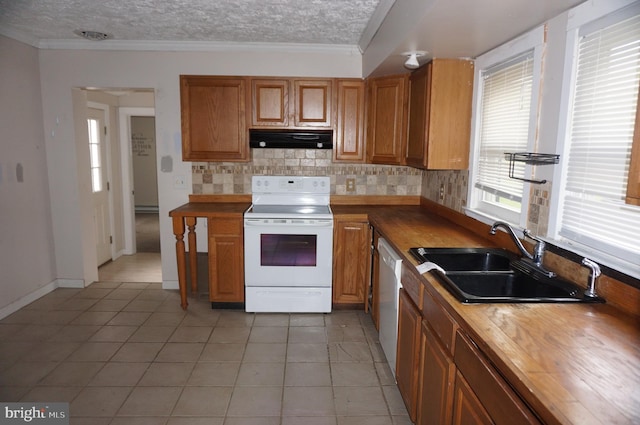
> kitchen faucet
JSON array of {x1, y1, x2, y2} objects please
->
[{"x1": 489, "y1": 221, "x2": 556, "y2": 277}]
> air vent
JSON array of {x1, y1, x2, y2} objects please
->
[
  {"x1": 249, "y1": 129, "x2": 333, "y2": 149},
  {"x1": 73, "y1": 30, "x2": 112, "y2": 41}
]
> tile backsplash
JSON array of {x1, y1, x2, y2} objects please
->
[
  {"x1": 421, "y1": 170, "x2": 469, "y2": 213},
  {"x1": 191, "y1": 149, "x2": 422, "y2": 195},
  {"x1": 192, "y1": 155, "x2": 551, "y2": 236}
]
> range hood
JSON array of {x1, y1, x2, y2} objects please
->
[{"x1": 249, "y1": 129, "x2": 333, "y2": 149}]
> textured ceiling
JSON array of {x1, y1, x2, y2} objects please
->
[{"x1": 0, "y1": 0, "x2": 384, "y2": 46}]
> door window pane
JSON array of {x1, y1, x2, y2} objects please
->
[{"x1": 87, "y1": 118, "x2": 102, "y2": 192}]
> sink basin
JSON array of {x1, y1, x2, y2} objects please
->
[
  {"x1": 409, "y1": 247, "x2": 516, "y2": 272},
  {"x1": 409, "y1": 247, "x2": 604, "y2": 304}
]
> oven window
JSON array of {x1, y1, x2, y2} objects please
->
[{"x1": 260, "y1": 234, "x2": 317, "y2": 266}]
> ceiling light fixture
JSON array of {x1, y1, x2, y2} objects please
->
[
  {"x1": 73, "y1": 29, "x2": 112, "y2": 41},
  {"x1": 403, "y1": 51, "x2": 427, "y2": 70}
]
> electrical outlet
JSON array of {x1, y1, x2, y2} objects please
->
[
  {"x1": 439, "y1": 183, "x2": 445, "y2": 201},
  {"x1": 346, "y1": 178, "x2": 356, "y2": 192}
]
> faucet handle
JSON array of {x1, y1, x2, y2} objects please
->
[
  {"x1": 581, "y1": 258, "x2": 601, "y2": 298},
  {"x1": 522, "y1": 229, "x2": 543, "y2": 244}
]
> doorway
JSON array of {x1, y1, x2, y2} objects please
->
[{"x1": 130, "y1": 115, "x2": 160, "y2": 253}]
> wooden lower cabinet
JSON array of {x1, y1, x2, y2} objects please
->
[
  {"x1": 452, "y1": 370, "x2": 494, "y2": 425},
  {"x1": 207, "y1": 217, "x2": 244, "y2": 303},
  {"x1": 396, "y1": 288, "x2": 422, "y2": 422},
  {"x1": 418, "y1": 321, "x2": 456, "y2": 425},
  {"x1": 332, "y1": 219, "x2": 372, "y2": 306},
  {"x1": 454, "y1": 330, "x2": 541, "y2": 425}
]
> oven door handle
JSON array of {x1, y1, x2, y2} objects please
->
[{"x1": 244, "y1": 219, "x2": 333, "y2": 227}]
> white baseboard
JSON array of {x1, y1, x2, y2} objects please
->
[
  {"x1": 56, "y1": 279, "x2": 85, "y2": 288},
  {"x1": 0, "y1": 280, "x2": 58, "y2": 320},
  {"x1": 163, "y1": 280, "x2": 179, "y2": 290}
]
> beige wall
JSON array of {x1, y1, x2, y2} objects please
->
[
  {"x1": 0, "y1": 36, "x2": 56, "y2": 316},
  {"x1": 37, "y1": 47, "x2": 362, "y2": 289}
]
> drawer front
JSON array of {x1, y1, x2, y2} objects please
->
[
  {"x1": 423, "y1": 289, "x2": 458, "y2": 355},
  {"x1": 454, "y1": 331, "x2": 541, "y2": 425},
  {"x1": 208, "y1": 217, "x2": 242, "y2": 236},
  {"x1": 401, "y1": 263, "x2": 424, "y2": 309}
]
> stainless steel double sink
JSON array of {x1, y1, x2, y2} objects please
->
[{"x1": 409, "y1": 247, "x2": 605, "y2": 303}]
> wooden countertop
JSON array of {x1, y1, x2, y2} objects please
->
[
  {"x1": 169, "y1": 201, "x2": 249, "y2": 217},
  {"x1": 339, "y1": 204, "x2": 639, "y2": 425}
]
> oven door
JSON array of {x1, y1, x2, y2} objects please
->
[{"x1": 244, "y1": 217, "x2": 333, "y2": 287}]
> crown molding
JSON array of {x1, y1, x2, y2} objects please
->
[{"x1": 32, "y1": 37, "x2": 362, "y2": 55}]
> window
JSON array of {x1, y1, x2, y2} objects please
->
[
  {"x1": 468, "y1": 28, "x2": 543, "y2": 227},
  {"x1": 558, "y1": 7, "x2": 640, "y2": 268},
  {"x1": 87, "y1": 118, "x2": 103, "y2": 193}
]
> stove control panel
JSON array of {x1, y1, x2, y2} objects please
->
[{"x1": 252, "y1": 176, "x2": 330, "y2": 194}]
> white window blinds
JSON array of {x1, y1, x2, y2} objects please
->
[
  {"x1": 474, "y1": 52, "x2": 534, "y2": 217},
  {"x1": 560, "y1": 10, "x2": 640, "y2": 264}
]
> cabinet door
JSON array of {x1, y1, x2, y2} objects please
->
[
  {"x1": 180, "y1": 76, "x2": 248, "y2": 161},
  {"x1": 366, "y1": 75, "x2": 408, "y2": 165},
  {"x1": 293, "y1": 79, "x2": 332, "y2": 127},
  {"x1": 252, "y1": 79, "x2": 289, "y2": 127},
  {"x1": 396, "y1": 288, "x2": 422, "y2": 422},
  {"x1": 454, "y1": 331, "x2": 541, "y2": 425},
  {"x1": 333, "y1": 220, "x2": 372, "y2": 306},
  {"x1": 452, "y1": 371, "x2": 494, "y2": 425},
  {"x1": 208, "y1": 218, "x2": 244, "y2": 303},
  {"x1": 418, "y1": 321, "x2": 456, "y2": 425},
  {"x1": 405, "y1": 59, "x2": 474, "y2": 170},
  {"x1": 334, "y1": 79, "x2": 366, "y2": 162},
  {"x1": 405, "y1": 63, "x2": 432, "y2": 169},
  {"x1": 427, "y1": 59, "x2": 474, "y2": 169}
]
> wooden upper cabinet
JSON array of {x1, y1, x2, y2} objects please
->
[
  {"x1": 406, "y1": 59, "x2": 474, "y2": 170},
  {"x1": 334, "y1": 79, "x2": 366, "y2": 162},
  {"x1": 366, "y1": 74, "x2": 409, "y2": 165},
  {"x1": 626, "y1": 85, "x2": 640, "y2": 205},
  {"x1": 180, "y1": 75, "x2": 248, "y2": 161},
  {"x1": 293, "y1": 79, "x2": 333, "y2": 127},
  {"x1": 250, "y1": 78, "x2": 332, "y2": 129},
  {"x1": 251, "y1": 79, "x2": 289, "y2": 127}
]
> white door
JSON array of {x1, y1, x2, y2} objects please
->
[{"x1": 87, "y1": 107, "x2": 112, "y2": 266}]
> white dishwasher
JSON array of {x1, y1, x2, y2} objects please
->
[{"x1": 378, "y1": 237, "x2": 403, "y2": 379}]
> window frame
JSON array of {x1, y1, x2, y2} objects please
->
[
  {"x1": 548, "y1": 0, "x2": 640, "y2": 279},
  {"x1": 466, "y1": 25, "x2": 545, "y2": 229}
]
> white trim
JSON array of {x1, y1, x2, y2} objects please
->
[
  {"x1": 119, "y1": 107, "x2": 156, "y2": 256},
  {"x1": 548, "y1": 0, "x2": 640, "y2": 259},
  {"x1": 0, "y1": 281, "x2": 58, "y2": 320},
  {"x1": 56, "y1": 279, "x2": 86, "y2": 288},
  {"x1": 36, "y1": 38, "x2": 361, "y2": 54},
  {"x1": 162, "y1": 280, "x2": 179, "y2": 290},
  {"x1": 0, "y1": 279, "x2": 81, "y2": 320},
  {"x1": 566, "y1": 0, "x2": 638, "y2": 30},
  {"x1": 467, "y1": 25, "x2": 545, "y2": 229}
]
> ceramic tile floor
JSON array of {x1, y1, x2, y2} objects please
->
[{"x1": 0, "y1": 281, "x2": 411, "y2": 425}]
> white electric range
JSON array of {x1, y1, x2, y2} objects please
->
[{"x1": 243, "y1": 176, "x2": 333, "y2": 313}]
